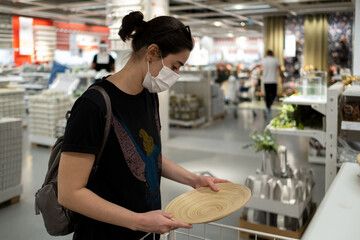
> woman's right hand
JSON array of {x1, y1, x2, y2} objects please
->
[{"x1": 135, "y1": 210, "x2": 192, "y2": 234}]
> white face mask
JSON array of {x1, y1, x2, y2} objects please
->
[{"x1": 142, "y1": 58, "x2": 180, "y2": 93}]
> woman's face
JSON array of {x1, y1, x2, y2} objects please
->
[{"x1": 149, "y1": 49, "x2": 190, "y2": 76}]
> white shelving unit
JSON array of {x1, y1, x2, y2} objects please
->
[
  {"x1": 341, "y1": 121, "x2": 360, "y2": 131},
  {"x1": 33, "y1": 25, "x2": 56, "y2": 62},
  {"x1": 170, "y1": 70, "x2": 223, "y2": 127},
  {"x1": 267, "y1": 94, "x2": 327, "y2": 165},
  {"x1": 282, "y1": 95, "x2": 327, "y2": 115},
  {"x1": 325, "y1": 82, "x2": 344, "y2": 190},
  {"x1": 0, "y1": 118, "x2": 23, "y2": 203},
  {"x1": 246, "y1": 188, "x2": 314, "y2": 219},
  {"x1": 0, "y1": 15, "x2": 13, "y2": 49},
  {"x1": 269, "y1": 81, "x2": 358, "y2": 190},
  {"x1": 0, "y1": 88, "x2": 26, "y2": 121},
  {"x1": 28, "y1": 91, "x2": 73, "y2": 147},
  {"x1": 169, "y1": 116, "x2": 206, "y2": 128},
  {"x1": 266, "y1": 126, "x2": 326, "y2": 146}
]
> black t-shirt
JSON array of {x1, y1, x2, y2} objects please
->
[
  {"x1": 92, "y1": 54, "x2": 115, "y2": 72},
  {"x1": 62, "y1": 79, "x2": 162, "y2": 240}
]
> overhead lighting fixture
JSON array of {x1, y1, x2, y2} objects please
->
[
  {"x1": 240, "y1": 22, "x2": 246, "y2": 27},
  {"x1": 0, "y1": 6, "x2": 13, "y2": 12},
  {"x1": 213, "y1": 21, "x2": 223, "y2": 27},
  {"x1": 224, "y1": 4, "x2": 270, "y2": 11},
  {"x1": 227, "y1": 33, "x2": 234, "y2": 38},
  {"x1": 235, "y1": 8, "x2": 279, "y2": 14},
  {"x1": 77, "y1": 5, "x2": 105, "y2": 10}
]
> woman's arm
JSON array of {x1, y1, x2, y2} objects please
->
[
  {"x1": 58, "y1": 152, "x2": 191, "y2": 234},
  {"x1": 161, "y1": 156, "x2": 229, "y2": 191}
]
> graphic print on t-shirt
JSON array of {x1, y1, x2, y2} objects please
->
[{"x1": 112, "y1": 116, "x2": 161, "y2": 209}]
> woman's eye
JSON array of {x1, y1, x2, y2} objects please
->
[{"x1": 172, "y1": 66, "x2": 178, "y2": 71}]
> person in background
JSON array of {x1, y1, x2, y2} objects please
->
[
  {"x1": 338, "y1": 39, "x2": 349, "y2": 68},
  {"x1": 248, "y1": 50, "x2": 284, "y2": 117},
  {"x1": 58, "y1": 11, "x2": 229, "y2": 240},
  {"x1": 91, "y1": 41, "x2": 115, "y2": 73}
]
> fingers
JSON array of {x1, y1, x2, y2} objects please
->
[
  {"x1": 207, "y1": 178, "x2": 219, "y2": 191},
  {"x1": 162, "y1": 211, "x2": 192, "y2": 230},
  {"x1": 162, "y1": 212, "x2": 173, "y2": 219},
  {"x1": 213, "y1": 178, "x2": 232, "y2": 184},
  {"x1": 169, "y1": 220, "x2": 192, "y2": 229},
  {"x1": 207, "y1": 177, "x2": 232, "y2": 191}
]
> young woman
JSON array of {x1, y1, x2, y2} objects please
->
[{"x1": 58, "y1": 11, "x2": 228, "y2": 240}]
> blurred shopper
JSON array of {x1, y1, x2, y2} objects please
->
[
  {"x1": 249, "y1": 50, "x2": 284, "y2": 117},
  {"x1": 91, "y1": 41, "x2": 115, "y2": 73}
]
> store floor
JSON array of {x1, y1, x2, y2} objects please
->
[{"x1": 0, "y1": 107, "x2": 325, "y2": 240}]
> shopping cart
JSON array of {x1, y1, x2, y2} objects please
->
[{"x1": 142, "y1": 222, "x2": 298, "y2": 240}]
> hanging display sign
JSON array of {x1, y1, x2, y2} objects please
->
[
  {"x1": 284, "y1": 34, "x2": 296, "y2": 57},
  {"x1": 76, "y1": 34, "x2": 100, "y2": 51},
  {"x1": 19, "y1": 17, "x2": 34, "y2": 55},
  {"x1": 69, "y1": 33, "x2": 78, "y2": 56}
]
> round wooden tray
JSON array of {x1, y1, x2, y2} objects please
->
[{"x1": 165, "y1": 183, "x2": 251, "y2": 224}]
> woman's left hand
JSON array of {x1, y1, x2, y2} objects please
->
[{"x1": 193, "y1": 176, "x2": 231, "y2": 192}]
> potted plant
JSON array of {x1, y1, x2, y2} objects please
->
[{"x1": 249, "y1": 130, "x2": 277, "y2": 175}]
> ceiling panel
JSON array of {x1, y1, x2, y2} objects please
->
[{"x1": 0, "y1": 0, "x2": 355, "y2": 38}]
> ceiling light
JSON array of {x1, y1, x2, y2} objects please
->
[
  {"x1": 0, "y1": 7, "x2": 13, "y2": 12},
  {"x1": 213, "y1": 21, "x2": 223, "y2": 27},
  {"x1": 224, "y1": 4, "x2": 270, "y2": 11},
  {"x1": 227, "y1": 33, "x2": 234, "y2": 38},
  {"x1": 240, "y1": 22, "x2": 245, "y2": 27},
  {"x1": 77, "y1": 5, "x2": 105, "y2": 10}
]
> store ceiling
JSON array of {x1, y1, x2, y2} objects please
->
[{"x1": 0, "y1": 0, "x2": 355, "y2": 38}]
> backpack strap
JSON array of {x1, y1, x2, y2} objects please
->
[{"x1": 88, "y1": 85, "x2": 112, "y2": 175}]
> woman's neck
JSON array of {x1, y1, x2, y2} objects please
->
[{"x1": 107, "y1": 56, "x2": 146, "y2": 95}]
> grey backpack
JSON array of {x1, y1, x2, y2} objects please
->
[{"x1": 35, "y1": 85, "x2": 112, "y2": 236}]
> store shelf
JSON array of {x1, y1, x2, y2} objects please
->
[
  {"x1": 282, "y1": 95, "x2": 326, "y2": 105},
  {"x1": 0, "y1": 185, "x2": 23, "y2": 204},
  {"x1": 170, "y1": 70, "x2": 220, "y2": 123},
  {"x1": 342, "y1": 85, "x2": 360, "y2": 97},
  {"x1": 0, "y1": 76, "x2": 23, "y2": 82},
  {"x1": 29, "y1": 135, "x2": 57, "y2": 147},
  {"x1": 266, "y1": 125, "x2": 326, "y2": 146},
  {"x1": 308, "y1": 156, "x2": 326, "y2": 164},
  {"x1": 282, "y1": 95, "x2": 326, "y2": 115},
  {"x1": 20, "y1": 72, "x2": 50, "y2": 78},
  {"x1": 169, "y1": 116, "x2": 206, "y2": 127},
  {"x1": 246, "y1": 188, "x2": 314, "y2": 218},
  {"x1": 19, "y1": 84, "x2": 46, "y2": 90},
  {"x1": 341, "y1": 121, "x2": 360, "y2": 131}
]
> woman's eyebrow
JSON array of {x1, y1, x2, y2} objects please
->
[{"x1": 177, "y1": 60, "x2": 184, "y2": 66}]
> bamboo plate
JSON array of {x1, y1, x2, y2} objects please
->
[{"x1": 165, "y1": 183, "x2": 251, "y2": 224}]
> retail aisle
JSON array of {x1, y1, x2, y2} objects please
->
[{"x1": 0, "y1": 107, "x2": 325, "y2": 240}]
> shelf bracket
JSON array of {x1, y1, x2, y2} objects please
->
[{"x1": 311, "y1": 103, "x2": 326, "y2": 115}]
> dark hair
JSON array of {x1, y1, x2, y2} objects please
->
[
  {"x1": 266, "y1": 50, "x2": 274, "y2": 56},
  {"x1": 118, "y1": 11, "x2": 194, "y2": 57}
]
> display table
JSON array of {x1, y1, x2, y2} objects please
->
[{"x1": 302, "y1": 162, "x2": 360, "y2": 239}]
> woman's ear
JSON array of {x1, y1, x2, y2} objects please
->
[{"x1": 146, "y1": 44, "x2": 161, "y2": 63}]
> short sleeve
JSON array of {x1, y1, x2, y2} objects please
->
[{"x1": 62, "y1": 96, "x2": 105, "y2": 155}]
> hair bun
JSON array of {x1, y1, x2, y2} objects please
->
[{"x1": 118, "y1": 11, "x2": 145, "y2": 42}]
